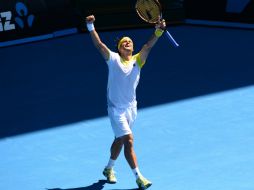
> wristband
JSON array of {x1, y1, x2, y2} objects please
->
[
  {"x1": 86, "y1": 23, "x2": 95, "y2": 32},
  {"x1": 154, "y1": 28, "x2": 164, "y2": 37}
]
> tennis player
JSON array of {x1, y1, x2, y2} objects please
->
[{"x1": 86, "y1": 15, "x2": 166, "y2": 189}]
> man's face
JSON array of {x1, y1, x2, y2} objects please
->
[{"x1": 118, "y1": 37, "x2": 134, "y2": 53}]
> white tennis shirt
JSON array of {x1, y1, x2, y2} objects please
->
[{"x1": 106, "y1": 51, "x2": 143, "y2": 108}]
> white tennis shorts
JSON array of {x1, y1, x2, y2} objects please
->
[{"x1": 108, "y1": 105, "x2": 137, "y2": 138}]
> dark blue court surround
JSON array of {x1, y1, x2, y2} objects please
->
[{"x1": 1, "y1": 25, "x2": 254, "y2": 138}]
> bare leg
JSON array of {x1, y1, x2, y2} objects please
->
[
  {"x1": 109, "y1": 134, "x2": 138, "y2": 169},
  {"x1": 123, "y1": 134, "x2": 138, "y2": 169},
  {"x1": 110, "y1": 138, "x2": 123, "y2": 160},
  {"x1": 104, "y1": 138, "x2": 122, "y2": 183}
]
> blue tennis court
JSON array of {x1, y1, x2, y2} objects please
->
[{"x1": 1, "y1": 25, "x2": 254, "y2": 190}]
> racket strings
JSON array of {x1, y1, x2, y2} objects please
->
[{"x1": 136, "y1": 0, "x2": 160, "y2": 23}]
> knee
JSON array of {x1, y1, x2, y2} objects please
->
[
  {"x1": 123, "y1": 135, "x2": 134, "y2": 148},
  {"x1": 114, "y1": 138, "x2": 124, "y2": 147}
]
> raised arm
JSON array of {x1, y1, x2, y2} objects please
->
[
  {"x1": 139, "y1": 19, "x2": 166, "y2": 67},
  {"x1": 86, "y1": 15, "x2": 110, "y2": 61}
]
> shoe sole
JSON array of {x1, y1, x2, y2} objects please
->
[
  {"x1": 107, "y1": 180, "x2": 117, "y2": 184},
  {"x1": 138, "y1": 183, "x2": 152, "y2": 190},
  {"x1": 103, "y1": 172, "x2": 117, "y2": 184}
]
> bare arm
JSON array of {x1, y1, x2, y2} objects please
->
[
  {"x1": 139, "y1": 19, "x2": 166, "y2": 66},
  {"x1": 86, "y1": 15, "x2": 110, "y2": 61}
]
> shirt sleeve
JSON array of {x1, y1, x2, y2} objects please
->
[
  {"x1": 134, "y1": 53, "x2": 145, "y2": 68},
  {"x1": 106, "y1": 51, "x2": 119, "y2": 65}
]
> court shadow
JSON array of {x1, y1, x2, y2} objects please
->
[
  {"x1": 48, "y1": 179, "x2": 107, "y2": 190},
  {"x1": 2, "y1": 26, "x2": 254, "y2": 138}
]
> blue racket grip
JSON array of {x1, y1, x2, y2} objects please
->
[{"x1": 165, "y1": 30, "x2": 179, "y2": 47}]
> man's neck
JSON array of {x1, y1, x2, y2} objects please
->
[{"x1": 120, "y1": 51, "x2": 132, "y2": 61}]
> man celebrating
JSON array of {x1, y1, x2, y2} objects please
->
[{"x1": 86, "y1": 15, "x2": 166, "y2": 189}]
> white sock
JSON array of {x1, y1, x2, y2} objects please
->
[
  {"x1": 132, "y1": 167, "x2": 142, "y2": 179},
  {"x1": 106, "y1": 158, "x2": 115, "y2": 169}
]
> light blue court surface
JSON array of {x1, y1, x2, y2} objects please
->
[{"x1": 1, "y1": 85, "x2": 254, "y2": 190}]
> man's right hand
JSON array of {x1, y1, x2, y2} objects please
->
[{"x1": 86, "y1": 15, "x2": 95, "y2": 23}]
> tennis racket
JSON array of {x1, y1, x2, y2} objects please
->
[{"x1": 135, "y1": 0, "x2": 179, "y2": 47}]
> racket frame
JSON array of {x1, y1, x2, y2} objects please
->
[
  {"x1": 135, "y1": 0, "x2": 162, "y2": 24},
  {"x1": 135, "y1": 0, "x2": 179, "y2": 47}
]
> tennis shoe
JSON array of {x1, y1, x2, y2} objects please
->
[
  {"x1": 136, "y1": 176, "x2": 152, "y2": 189},
  {"x1": 103, "y1": 168, "x2": 117, "y2": 184}
]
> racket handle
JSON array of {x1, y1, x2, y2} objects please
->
[{"x1": 165, "y1": 30, "x2": 179, "y2": 47}]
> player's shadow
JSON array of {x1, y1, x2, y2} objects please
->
[
  {"x1": 47, "y1": 180, "x2": 139, "y2": 190},
  {"x1": 110, "y1": 189, "x2": 139, "y2": 190},
  {"x1": 47, "y1": 180, "x2": 107, "y2": 190}
]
